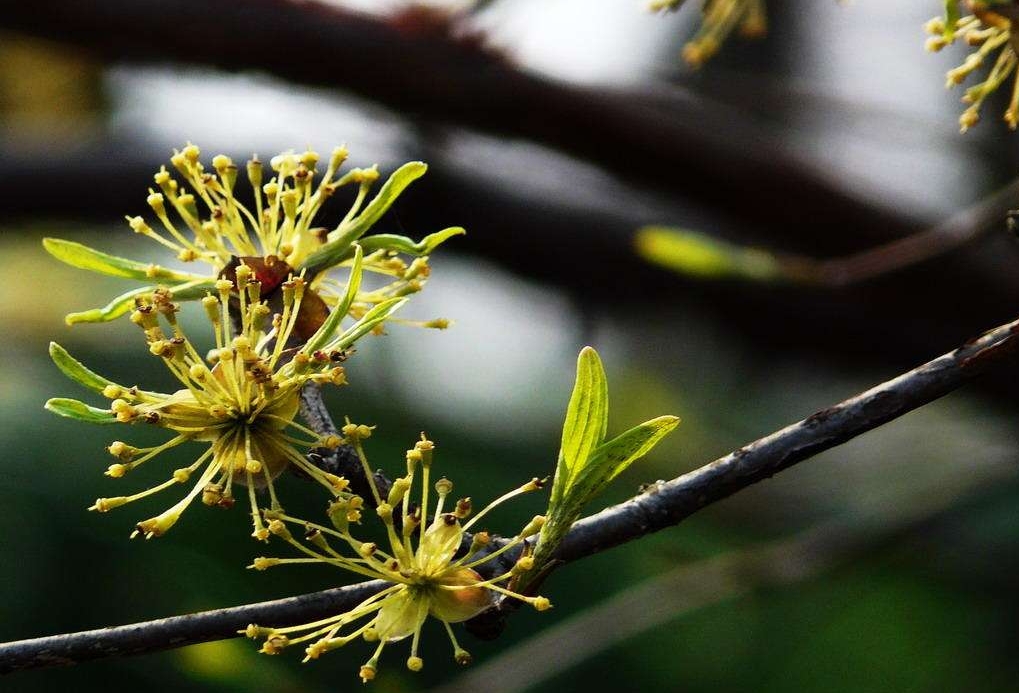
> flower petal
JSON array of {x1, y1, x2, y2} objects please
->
[{"x1": 373, "y1": 589, "x2": 429, "y2": 642}]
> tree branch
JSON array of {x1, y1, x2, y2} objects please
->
[
  {"x1": 431, "y1": 472, "x2": 1006, "y2": 693},
  {"x1": 0, "y1": 0, "x2": 919, "y2": 242},
  {"x1": 1, "y1": 315, "x2": 1016, "y2": 674},
  {"x1": 736, "y1": 178, "x2": 1019, "y2": 287},
  {"x1": 555, "y1": 315, "x2": 1019, "y2": 563},
  {"x1": 0, "y1": 580, "x2": 386, "y2": 674},
  {"x1": 298, "y1": 383, "x2": 392, "y2": 504}
]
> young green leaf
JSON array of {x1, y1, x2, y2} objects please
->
[
  {"x1": 357, "y1": 227, "x2": 466, "y2": 256},
  {"x1": 300, "y1": 244, "x2": 364, "y2": 356},
  {"x1": 44, "y1": 398, "x2": 117, "y2": 424},
  {"x1": 49, "y1": 342, "x2": 122, "y2": 394},
  {"x1": 550, "y1": 347, "x2": 609, "y2": 507},
  {"x1": 634, "y1": 226, "x2": 782, "y2": 281},
  {"x1": 571, "y1": 415, "x2": 680, "y2": 501},
  {"x1": 528, "y1": 347, "x2": 679, "y2": 583},
  {"x1": 64, "y1": 279, "x2": 216, "y2": 324},
  {"x1": 324, "y1": 297, "x2": 408, "y2": 352},
  {"x1": 301, "y1": 162, "x2": 428, "y2": 274},
  {"x1": 942, "y1": 0, "x2": 959, "y2": 40},
  {"x1": 43, "y1": 238, "x2": 204, "y2": 283}
]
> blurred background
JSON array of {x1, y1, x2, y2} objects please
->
[{"x1": 2, "y1": 1, "x2": 1018, "y2": 691}]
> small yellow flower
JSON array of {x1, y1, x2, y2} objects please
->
[
  {"x1": 244, "y1": 433, "x2": 551, "y2": 681},
  {"x1": 46, "y1": 256, "x2": 406, "y2": 539},
  {"x1": 43, "y1": 143, "x2": 462, "y2": 328},
  {"x1": 925, "y1": 2, "x2": 1019, "y2": 131},
  {"x1": 651, "y1": 0, "x2": 767, "y2": 67}
]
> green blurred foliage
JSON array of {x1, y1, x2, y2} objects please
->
[{"x1": 3, "y1": 214, "x2": 1018, "y2": 693}]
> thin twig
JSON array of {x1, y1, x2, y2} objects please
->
[
  {"x1": 784, "y1": 179, "x2": 1019, "y2": 287},
  {"x1": 1, "y1": 315, "x2": 1016, "y2": 673}
]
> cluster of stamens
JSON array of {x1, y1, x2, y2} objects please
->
[
  {"x1": 926, "y1": 5, "x2": 1019, "y2": 131},
  {"x1": 132, "y1": 144, "x2": 358, "y2": 268},
  {"x1": 125, "y1": 143, "x2": 443, "y2": 329},
  {"x1": 87, "y1": 260, "x2": 387, "y2": 539},
  {"x1": 651, "y1": 0, "x2": 767, "y2": 67},
  {"x1": 244, "y1": 430, "x2": 551, "y2": 682}
]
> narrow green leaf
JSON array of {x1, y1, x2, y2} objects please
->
[
  {"x1": 66, "y1": 286, "x2": 151, "y2": 324},
  {"x1": 325, "y1": 297, "x2": 408, "y2": 352},
  {"x1": 301, "y1": 162, "x2": 429, "y2": 274},
  {"x1": 635, "y1": 226, "x2": 782, "y2": 281},
  {"x1": 44, "y1": 398, "x2": 117, "y2": 424},
  {"x1": 357, "y1": 227, "x2": 466, "y2": 256},
  {"x1": 943, "y1": 0, "x2": 959, "y2": 40},
  {"x1": 301, "y1": 244, "x2": 364, "y2": 356},
  {"x1": 552, "y1": 347, "x2": 609, "y2": 505},
  {"x1": 49, "y1": 342, "x2": 122, "y2": 394},
  {"x1": 65, "y1": 279, "x2": 216, "y2": 324},
  {"x1": 535, "y1": 415, "x2": 679, "y2": 571},
  {"x1": 43, "y1": 237, "x2": 204, "y2": 282},
  {"x1": 584, "y1": 415, "x2": 680, "y2": 490}
]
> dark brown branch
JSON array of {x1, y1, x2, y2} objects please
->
[
  {"x1": 2, "y1": 314, "x2": 1016, "y2": 673},
  {"x1": 554, "y1": 315, "x2": 1019, "y2": 563},
  {"x1": 434, "y1": 474, "x2": 1004, "y2": 693},
  {"x1": 0, "y1": 581, "x2": 386, "y2": 674},
  {"x1": 772, "y1": 179, "x2": 1019, "y2": 287},
  {"x1": 0, "y1": 0, "x2": 919, "y2": 242},
  {"x1": 298, "y1": 383, "x2": 392, "y2": 504},
  {"x1": 498, "y1": 469, "x2": 1019, "y2": 693}
]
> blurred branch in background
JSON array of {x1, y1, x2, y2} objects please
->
[
  {"x1": 5, "y1": 1, "x2": 1019, "y2": 377},
  {"x1": 4, "y1": 130, "x2": 1019, "y2": 383},
  {"x1": 0, "y1": 0, "x2": 918, "y2": 242},
  {"x1": 3, "y1": 311, "x2": 1015, "y2": 674},
  {"x1": 637, "y1": 177, "x2": 1019, "y2": 287}
]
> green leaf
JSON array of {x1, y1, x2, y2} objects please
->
[
  {"x1": 301, "y1": 244, "x2": 364, "y2": 356},
  {"x1": 65, "y1": 279, "x2": 216, "y2": 324},
  {"x1": 357, "y1": 227, "x2": 466, "y2": 256},
  {"x1": 943, "y1": 0, "x2": 959, "y2": 40},
  {"x1": 634, "y1": 226, "x2": 782, "y2": 281},
  {"x1": 49, "y1": 342, "x2": 121, "y2": 394},
  {"x1": 301, "y1": 162, "x2": 429, "y2": 274},
  {"x1": 574, "y1": 415, "x2": 680, "y2": 496},
  {"x1": 43, "y1": 237, "x2": 204, "y2": 283},
  {"x1": 527, "y1": 347, "x2": 679, "y2": 584},
  {"x1": 44, "y1": 398, "x2": 116, "y2": 424},
  {"x1": 551, "y1": 347, "x2": 609, "y2": 506},
  {"x1": 325, "y1": 297, "x2": 408, "y2": 352}
]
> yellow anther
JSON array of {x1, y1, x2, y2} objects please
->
[
  {"x1": 259, "y1": 634, "x2": 289, "y2": 655},
  {"x1": 532, "y1": 596, "x2": 552, "y2": 611},
  {"x1": 251, "y1": 557, "x2": 281, "y2": 570},
  {"x1": 90, "y1": 496, "x2": 128, "y2": 512},
  {"x1": 182, "y1": 144, "x2": 201, "y2": 162}
]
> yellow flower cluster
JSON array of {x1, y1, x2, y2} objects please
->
[
  {"x1": 245, "y1": 431, "x2": 551, "y2": 682},
  {"x1": 49, "y1": 255, "x2": 403, "y2": 539},
  {"x1": 926, "y1": 3, "x2": 1019, "y2": 131},
  {"x1": 46, "y1": 145, "x2": 557, "y2": 681},
  {"x1": 651, "y1": 0, "x2": 767, "y2": 67}
]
